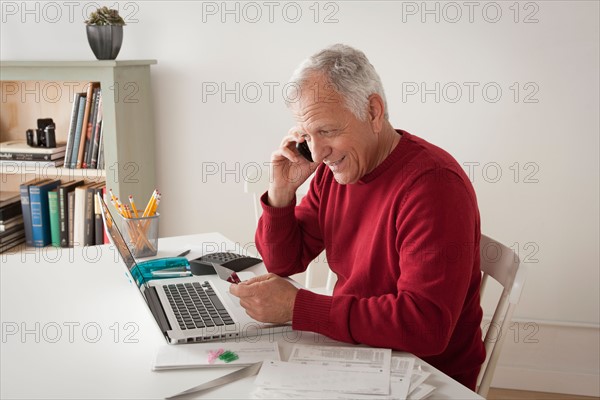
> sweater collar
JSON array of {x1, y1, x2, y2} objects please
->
[{"x1": 357, "y1": 129, "x2": 408, "y2": 184}]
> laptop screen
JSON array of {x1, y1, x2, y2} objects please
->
[{"x1": 97, "y1": 194, "x2": 147, "y2": 288}]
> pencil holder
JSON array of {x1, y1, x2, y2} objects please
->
[{"x1": 119, "y1": 213, "x2": 159, "y2": 258}]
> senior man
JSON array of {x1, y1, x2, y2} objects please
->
[{"x1": 230, "y1": 44, "x2": 485, "y2": 390}]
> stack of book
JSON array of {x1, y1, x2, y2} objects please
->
[
  {"x1": 19, "y1": 178, "x2": 107, "y2": 248},
  {"x1": 0, "y1": 191, "x2": 25, "y2": 253},
  {"x1": 0, "y1": 81, "x2": 105, "y2": 171},
  {"x1": 0, "y1": 140, "x2": 67, "y2": 168},
  {"x1": 64, "y1": 82, "x2": 105, "y2": 169}
]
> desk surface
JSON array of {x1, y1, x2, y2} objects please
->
[{"x1": 1, "y1": 233, "x2": 482, "y2": 399}]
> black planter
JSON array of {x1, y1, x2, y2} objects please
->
[{"x1": 86, "y1": 25, "x2": 123, "y2": 60}]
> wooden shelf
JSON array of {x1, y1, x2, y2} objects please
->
[{"x1": 0, "y1": 60, "x2": 156, "y2": 202}]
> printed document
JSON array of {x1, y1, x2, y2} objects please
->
[{"x1": 254, "y1": 344, "x2": 391, "y2": 395}]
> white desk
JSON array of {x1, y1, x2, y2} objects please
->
[{"x1": 1, "y1": 233, "x2": 483, "y2": 399}]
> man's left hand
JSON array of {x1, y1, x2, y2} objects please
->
[{"x1": 229, "y1": 273, "x2": 298, "y2": 324}]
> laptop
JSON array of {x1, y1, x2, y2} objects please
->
[{"x1": 98, "y1": 194, "x2": 291, "y2": 344}]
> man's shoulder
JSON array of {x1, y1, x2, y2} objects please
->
[
  {"x1": 400, "y1": 131, "x2": 458, "y2": 166},
  {"x1": 396, "y1": 130, "x2": 470, "y2": 185}
]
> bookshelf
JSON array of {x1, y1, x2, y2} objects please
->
[{"x1": 0, "y1": 60, "x2": 157, "y2": 205}]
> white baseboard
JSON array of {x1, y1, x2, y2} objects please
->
[{"x1": 484, "y1": 319, "x2": 600, "y2": 397}]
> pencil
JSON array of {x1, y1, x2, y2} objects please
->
[
  {"x1": 115, "y1": 198, "x2": 127, "y2": 218},
  {"x1": 142, "y1": 190, "x2": 158, "y2": 217},
  {"x1": 150, "y1": 193, "x2": 161, "y2": 216},
  {"x1": 109, "y1": 189, "x2": 121, "y2": 215},
  {"x1": 123, "y1": 204, "x2": 132, "y2": 219},
  {"x1": 129, "y1": 195, "x2": 139, "y2": 218},
  {"x1": 109, "y1": 188, "x2": 117, "y2": 203}
]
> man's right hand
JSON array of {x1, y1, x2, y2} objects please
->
[{"x1": 267, "y1": 128, "x2": 318, "y2": 208}]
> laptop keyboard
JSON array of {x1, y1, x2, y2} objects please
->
[{"x1": 164, "y1": 281, "x2": 235, "y2": 330}]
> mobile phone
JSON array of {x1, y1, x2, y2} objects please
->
[{"x1": 296, "y1": 141, "x2": 313, "y2": 162}]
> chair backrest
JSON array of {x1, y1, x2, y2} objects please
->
[
  {"x1": 477, "y1": 234, "x2": 527, "y2": 398},
  {"x1": 243, "y1": 168, "x2": 335, "y2": 292}
]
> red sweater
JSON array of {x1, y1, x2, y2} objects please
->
[{"x1": 256, "y1": 131, "x2": 486, "y2": 390}]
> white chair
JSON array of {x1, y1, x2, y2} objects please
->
[
  {"x1": 477, "y1": 234, "x2": 528, "y2": 398},
  {"x1": 244, "y1": 168, "x2": 335, "y2": 293}
]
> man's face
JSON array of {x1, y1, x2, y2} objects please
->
[{"x1": 290, "y1": 77, "x2": 380, "y2": 185}]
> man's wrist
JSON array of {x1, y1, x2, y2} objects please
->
[
  {"x1": 286, "y1": 287, "x2": 298, "y2": 323},
  {"x1": 267, "y1": 187, "x2": 295, "y2": 208}
]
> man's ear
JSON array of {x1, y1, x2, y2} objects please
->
[{"x1": 368, "y1": 94, "x2": 385, "y2": 133}]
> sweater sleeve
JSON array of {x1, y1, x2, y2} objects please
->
[
  {"x1": 255, "y1": 168, "x2": 326, "y2": 276},
  {"x1": 292, "y1": 170, "x2": 479, "y2": 357}
]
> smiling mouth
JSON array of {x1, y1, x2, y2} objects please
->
[{"x1": 325, "y1": 156, "x2": 346, "y2": 170}]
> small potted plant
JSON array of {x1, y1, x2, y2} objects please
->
[{"x1": 85, "y1": 6, "x2": 126, "y2": 60}]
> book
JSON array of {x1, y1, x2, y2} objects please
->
[
  {"x1": 0, "y1": 159, "x2": 64, "y2": 168},
  {"x1": 0, "y1": 223, "x2": 25, "y2": 244},
  {"x1": 89, "y1": 96, "x2": 103, "y2": 169},
  {"x1": 73, "y1": 183, "x2": 95, "y2": 247},
  {"x1": 0, "y1": 234, "x2": 25, "y2": 254},
  {"x1": 69, "y1": 95, "x2": 87, "y2": 168},
  {"x1": 64, "y1": 92, "x2": 83, "y2": 168},
  {"x1": 0, "y1": 140, "x2": 67, "y2": 155},
  {"x1": 84, "y1": 87, "x2": 101, "y2": 168},
  {"x1": 0, "y1": 191, "x2": 21, "y2": 207},
  {"x1": 102, "y1": 188, "x2": 108, "y2": 244},
  {"x1": 97, "y1": 123, "x2": 105, "y2": 169},
  {"x1": 19, "y1": 178, "x2": 49, "y2": 246},
  {"x1": 83, "y1": 183, "x2": 100, "y2": 246},
  {"x1": 48, "y1": 189, "x2": 60, "y2": 247},
  {"x1": 76, "y1": 82, "x2": 100, "y2": 169},
  {"x1": 67, "y1": 191, "x2": 76, "y2": 247},
  {"x1": 0, "y1": 151, "x2": 66, "y2": 161},
  {"x1": 0, "y1": 201, "x2": 22, "y2": 223},
  {"x1": 29, "y1": 179, "x2": 60, "y2": 247},
  {"x1": 0, "y1": 216, "x2": 23, "y2": 232},
  {"x1": 94, "y1": 184, "x2": 105, "y2": 245},
  {"x1": 58, "y1": 180, "x2": 85, "y2": 248}
]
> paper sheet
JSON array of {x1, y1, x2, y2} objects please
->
[
  {"x1": 254, "y1": 344, "x2": 391, "y2": 396},
  {"x1": 389, "y1": 356, "x2": 415, "y2": 399},
  {"x1": 152, "y1": 341, "x2": 280, "y2": 370},
  {"x1": 253, "y1": 355, "x2": 415, "y2": 400},
  {"x1": 408, "y1": 368, "x2": 431, "y2": 395},
  {"x1": 408, "y1": 383, "x2": 435, "y2": 400}
]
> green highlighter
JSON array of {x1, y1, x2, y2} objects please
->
[{"x1": 136, "y1": 257, "x2": 191, "y2": 280}]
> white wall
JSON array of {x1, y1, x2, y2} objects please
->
[{"x1": 2, "y1": 0, "x2": 598, "y2": 394}]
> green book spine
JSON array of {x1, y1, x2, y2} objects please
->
[
  {"x1": 30, "y1": 179, "x2": 60, "y2": 247},
  {"x1": 48, "y1": 190, "x2": 60, "y2": 247}
]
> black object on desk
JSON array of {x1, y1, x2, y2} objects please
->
[{"x1": 189, "y1": 252, "x2": 262, "y2": 276}]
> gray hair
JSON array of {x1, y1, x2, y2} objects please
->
[{"x1": 286, "y1": 44, "x2": 389, "y2": 121}]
